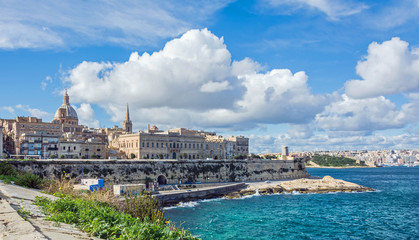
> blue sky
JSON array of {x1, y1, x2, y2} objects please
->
[{"x1": 1, "y1": 0, "x2": 418, "y2": 153}]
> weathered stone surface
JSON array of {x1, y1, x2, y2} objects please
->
[
  {"x1": 246, "y1": 176, "x2": 374, "y2": 194},
  {"x1": 4, "y1": 159, "x2": 309, "y2": 185},
  {"x1": 239, "y1": 189, "x2": 256, "y2": 196}
]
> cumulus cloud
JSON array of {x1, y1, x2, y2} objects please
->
[
  {"x1": 65, "y1": 29, "x2": 328, "y2": 130},
  {"x1": 0, "y1": 0, "x2": 231, "y2": 49},
  {"x1": 345, "y1": 37, "x2": 419, "y2": 98},
  {"x1": 315, "y1": 94, "x2": 419, "y2": 131},
  {"x1": 15, "y1": 104, "x2": 52, "y2": 120},
  {"x1": 73, "y1": 104, "x2": 100, "y2": 129},
  {"x1": 266, "y1": 0, "x2": 367, "y2": 20}
]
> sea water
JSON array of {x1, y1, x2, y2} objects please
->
[{"x1": 165, "y1": 167, "x2": 419, "y2": 239}]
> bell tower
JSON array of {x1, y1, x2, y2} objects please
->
[{"x1": 123, "y1": 104, "x2": 132, "y2": 133}]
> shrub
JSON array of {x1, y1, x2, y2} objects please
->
[
  {"x1": 43, "y1": 173, "x2": 75, "y2": 195},
  {"x1": 0, "y1": 162, "x2": 17, "y2": 176},
  {"x1": 14, "y1": 172, "x2": 46, "y2": 189},
  {"x1": 121, "y1": 191, "x2": 165, "y2": 224}
]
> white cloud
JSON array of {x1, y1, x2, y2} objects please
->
[
  {"x1": 64, "y1": 29, "x2": 328, "y2": 130},
  {"x1": 41, "y1": 76, "x2": 53, "y2": 90},
  {"x1": 250, "y1": 129, "x2": 419, "y2": 153},
  {"x1": 0, "y1": 0, "x2": 231, "y2": 49},
  {"x1": 315, "y1": 94, "x2": 419, "y2": 131},
  {"x1": 15, "y1": 104, "x2": 52, "y2": 120},
  {"x1": 0, "y1": 106, "x2": 15, "y2": 115},
  {"x1": 345, "y1": 37, "x2": 419, "y2": 98},
  {"x1": 73, "y1": 104, "x2": 100, "y2": 129},
  {"x1": 266, "y1": 0, "x2": 367, "y2": 20},
  {"x1": 200, "y1": 81, "x2": 231, "y2": 93}
]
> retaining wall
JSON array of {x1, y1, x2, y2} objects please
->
[{"x1": 3, "y1": 159, "x2": 309, "y2": 185}]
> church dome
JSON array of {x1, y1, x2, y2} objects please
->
[
  {"x1": 54, "y1": 104, "x2": 78, "y2": 120},
  {"x1": 53, "y1": 89, "x2": 79, "y2": 122}
]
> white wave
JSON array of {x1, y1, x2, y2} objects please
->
[
  {"x1": 199, "y1": 198, "x2": 222, "y2": 203},
  {"x1": 164, "y1": 201, "x2": 200, "y2": 210}
]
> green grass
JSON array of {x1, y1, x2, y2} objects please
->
[
  {"x1": 311, "y1": 155, "x2": 366, "y2": 167},
  {"x1": 35, "y1": 195, "x2": 198, "y2": 240},
  {"x1": 0, "y1": 174, "x2": 19, "y2": 184}
]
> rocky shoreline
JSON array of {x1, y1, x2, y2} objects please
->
[{"x1": 224, "y1": 176, "x2": 375, "y2": 198}]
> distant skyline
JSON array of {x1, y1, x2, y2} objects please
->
[{"x1": 1, "y1": 0, "x2": 418, "y2": 153}]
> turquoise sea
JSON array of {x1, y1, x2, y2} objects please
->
[{"x1": 165, "y1": 167, "x2": 419, "y2": 239}]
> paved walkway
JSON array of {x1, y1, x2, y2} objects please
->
[{"x1": 0, "y1": 182, "x2": 100, "y2": 240}]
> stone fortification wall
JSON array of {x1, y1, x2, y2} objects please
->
[{"x1": 4, "y1": 159, "x2": 309, "y2": 185}]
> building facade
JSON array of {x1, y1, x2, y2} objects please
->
[
  {"x1": 113, "y1": 125, "x2": 249, "y2": 160},
  {"x1": 19, "y1": 133, "x2": 60, "y2": 158}
]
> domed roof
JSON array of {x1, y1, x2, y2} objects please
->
[
  {"x1": 53, "y1": 89, "x2": 78, "y2": 121},
  {"x1": 54, "y1": 104, "x2": 78, "y2": 120}
]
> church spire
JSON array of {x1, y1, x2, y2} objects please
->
[
  {"x1": 123, "y1": 103, "x2": 132, "y2": 133},
  {"x1": 125, "y1": 103, "x2": 130, "y2": 122}
]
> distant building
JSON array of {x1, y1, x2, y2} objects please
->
[
  {"x1": 282, "y1": 146, "x2": 289, "y2": 157},
  {"x1": 19, "y1": 132, "x2": 60, "y2": 158},
  {"x1": 0, "y1": 90, "x2": 107, "y2": 158},
  {"x1": 112, "y1": 125, "x2": 249, "y2": 160}
]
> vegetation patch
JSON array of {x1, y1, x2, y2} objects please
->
[
  {"x1": 0, "y1": 161, "x2": 47, "y2": 188},
  {"x1": 311, "y1": 155, "x2": 366, "y2": 167},
  {"x1": 35, "y1": 194, "x2": 197, "y2": 240}
]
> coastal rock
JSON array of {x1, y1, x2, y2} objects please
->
[
  {"x1": 244, "y1": 176, "x2": 375, "y2": 195},
  {"x1": 239, "y1": 189, "x2": 256, "y2": 196},
  {"x1": 224, "y1": 192, "x2": 241, "y2": 199}
]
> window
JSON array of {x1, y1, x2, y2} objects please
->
[
  {"x1": 97, "y1": 149, "x2": 100, "y2": 151},
  {"x1": 156, "y1": 143, "x2": 159, "y2": 148},
  {"x1": 180, "y1": 143, "x2": 183, "y2": 148},
  {"x1": 177, "y1": 143, "x2": 179, "y2": 148},
  {"x1": 193, "y1": 144, "x2": 195, "y2": 149},
  {"x1": 147, "y1": 142, "x2": 149, "y2": 147},
  {"x1": 152, "y1": 142, "x2": 154, "y2": 148},
  {"x1": 189, "y1": 143, "x2": 191, "y2": 148},
  {"x1": 170, "y1": 143, "x2": 172, "y2": 148},
  {"x1": 63, "y1": 146, "x2": 66, "y2": 150},
  {"x1": 142, "y1": 142, "x2": 144, "y2": 147},
  {"x1": 74, "y1": 146, "x2": 76, "y2": 150}
]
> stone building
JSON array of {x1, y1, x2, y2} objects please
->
[
  {"x1": 58, "y1": 138, "x2": 106, "y2": 159},
  {"x1": 122, "y1": 104, "x2": 132, "y2": 133},
  {"x1": 0, "y1": 90, "x2": 107, "y2": 158},
  {"x1": 113, "y1": 125, "x2": 249, "y2": 160},
  {"x1": 19, "y1": 133, "x2": 60, "y2": 158}
]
